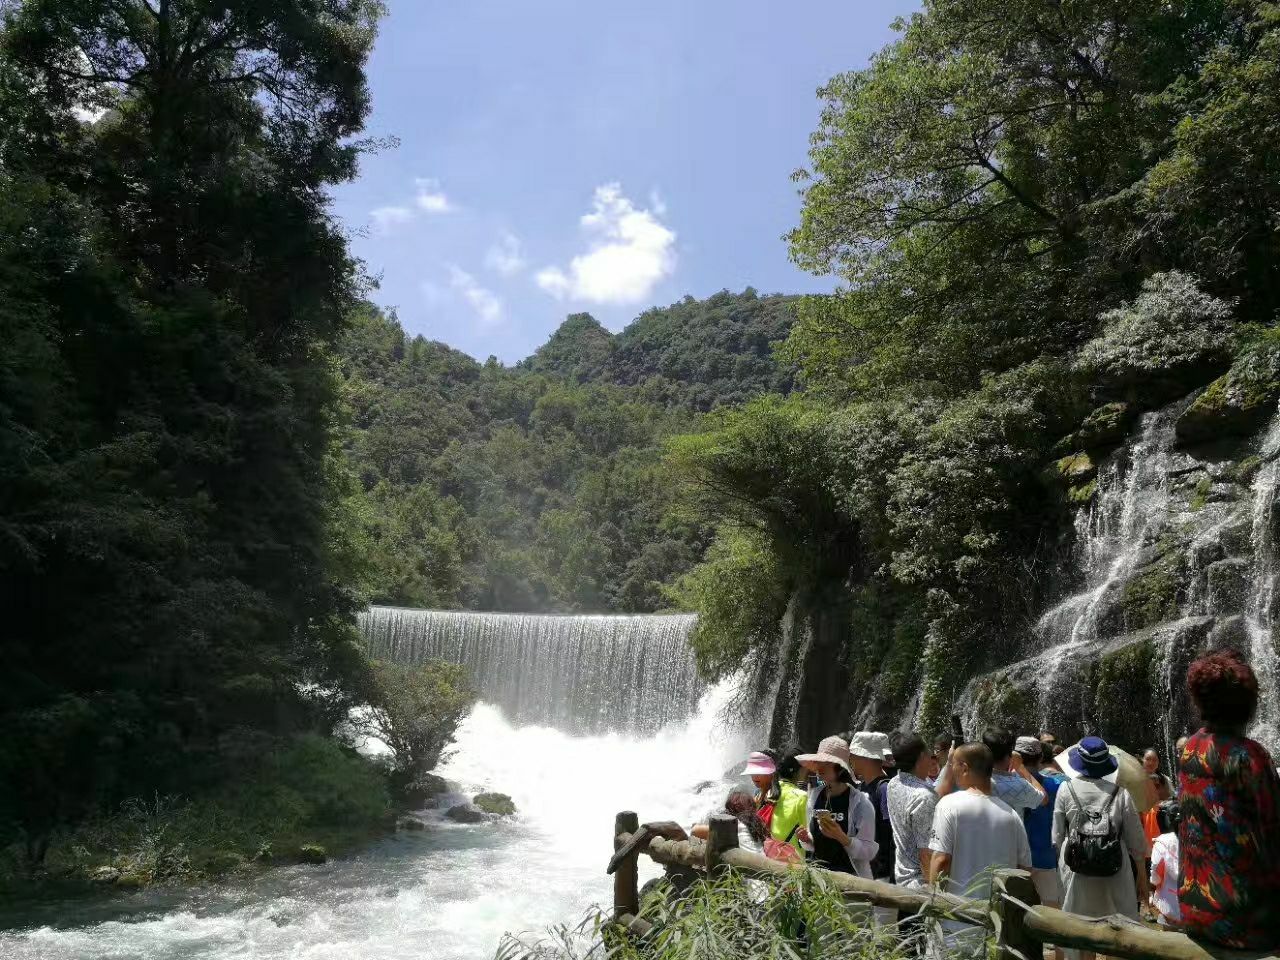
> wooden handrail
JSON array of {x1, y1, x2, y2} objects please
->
[{"x1": 612, "y1": 812, "x2": 1280, "y2": 960}]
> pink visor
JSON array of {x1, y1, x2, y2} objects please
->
[{"x1": 740, "y1": 752, "x2": 777, "y2": 777}]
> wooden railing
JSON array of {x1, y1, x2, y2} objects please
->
[{"x1": 610, "y1": 811, "x2": 1279, "y2": 960}]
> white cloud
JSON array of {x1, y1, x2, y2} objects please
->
[
  {"x1": 371, "y1": 205, "x2": 415, "y2": 233},
  {"x1": 649, "y1": 188, "x2": 668, "y2": 217},
  {"x1": 415, "y1": 178, "x2": 453, "y2": 214},
  {"x1": 449, "y1": 265, "x2": 504, "y2": 327},
  {"x1": 536, "y1": 183, "x2": 676, "y2": 305},
  {"x1": 485, "y1": 230, "x2": 526, "y2": 276},
  {"x1": 369, "y1": 177, "x2": 452, "y2": 233}
]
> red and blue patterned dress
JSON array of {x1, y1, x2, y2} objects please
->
[{"x1": 1177, "y1": 728, "x2": 1280, "y2": 949}]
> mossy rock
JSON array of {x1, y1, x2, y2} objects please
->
[
  {"x1": 1059, "y1": 402, "x2": 1136, "y2": 453},
  {"x1": 1093, "y1": 638, "x2": 1159, "y2": 751},
  {"x1": 1043, "y1": 452, "x2": 1097, "y2": 489},
  {"x1": 1176, "y1": 369, "x2": 1280, "y2": 447},
  {"x1": 90, "y1": 866, "x2": 122, "y2": 885},
  {"x1": 1066, "y1": 479, "x2": 1098, "y2": 506},
  {"x1": 198, "y1": 850, "x2": 248, "y2": 878},
  {"x1": 401, "y1": 772, "x2": 450, "y2": 808},
  {"x1": 1232, "y1": 456, "x2": 1263, "y2": 485},
  {"x1": 115, "y1": 872, "x2": 147, "y2": 890},
  {"x1": 1189, "y1": 476, "x2": 1212, "y2": 511},
  {"x1": 1119, "y1": 560, "x2": 1181, "y2": 631},
  {"x1": 972, "y1": 672, "x2": 1039, "y2": 730},
  {"x1": 473, "y1": 792, "x2": 517, "y2": 817},
  {"x1": 296, "y1": 844, "x2": 328, "y2": 865}
]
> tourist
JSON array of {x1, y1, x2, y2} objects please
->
[
  {"x1": 795, "y1": 735, "x2": 879, "y2": 877},
  {"x1": 886, "y1": 731, "x2": 939, "y2": 889},
  {"x1": 741, "y1": 749, "x2": 808, "y2": 854},
  {"x1": 1139, "y1": 747, "x2": 1174, "y2": 857},
  {"x1": 850, "y1": 731, "x2": 897, "y2": 884},
  {"x1": 928, "y1": 742, "x2": 1032, "y2": 949},
  {"x1": 1018, "y1": 736, "x2": 1065, "y2": 960},
  {"x1": 1149, "y1": 799, "x2": 1181, "y2": 928},
  {"x1": 691, "y1": 787, "x2": 769, "y2": 854},
  {"x1": 929, "y1": 733, "x2": 951, "y2": 787},
  {"x1": 936, "y1": 726, "x2": 1047, "y2": 815},
  {"x1": 1178, "y1": 649, "x2": 1280, "y2": 950},
  {"x1": 1053, "y1": 736, "x2": 1149, "y2": 960}
]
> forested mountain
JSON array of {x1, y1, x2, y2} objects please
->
[{"x1": 342, "y1": 289, "x2": 796, "y2": 613}]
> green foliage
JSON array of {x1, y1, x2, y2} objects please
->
[
  {"x1": 340, "y1": 292, "x2": 794, "y2": 614},
  {"x1": 355, "y1": 661, "x2": 475, "y2": 776},
  {"x1": 0, "y1": 0, "x2": 383, "y2": 860},
  {"x1": 1, "y1": 735, "x2": 391, "y2": 893},
  {"x1": 496, "y1": 869, "x2": 920, "y2": 960},
  {"x1": 672, "y1": 528, "x2": 793, "y2": 684},
  {"x1": 1075, "y1": 272, "x2": 1236, "y2": 394}
]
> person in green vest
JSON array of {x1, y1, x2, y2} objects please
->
[{"x1": 742, "y1": 750, "x2": 807, "y2": 856}]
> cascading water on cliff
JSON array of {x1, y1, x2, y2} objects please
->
[
  {"x1": 1245, "y1": 413, "x2": 1280, "y2": 748},
  {"x1": 360, "y1": 607, "x2": 704, "y2": 734}
]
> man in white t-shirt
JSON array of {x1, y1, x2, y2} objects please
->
[{"x1": 928, "y1": 741, "x2": 1032, "y2": 945}]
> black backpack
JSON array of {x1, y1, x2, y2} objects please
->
[{"x1": 1062, "y1": 780, "x2": 1123, "y2": 877}]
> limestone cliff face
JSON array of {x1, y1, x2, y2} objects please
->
[
  {"x1": 777, "y1": 391, "x2": 1280, "y2": 757},
  {"x1": 958, "y1": 396, "x2": 1280, "y2": 755}
]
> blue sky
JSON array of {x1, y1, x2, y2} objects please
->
[{"x1": 330, "y1": 0, "x2": 918, "y2": 363}]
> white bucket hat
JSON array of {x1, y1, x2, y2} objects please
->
[
  {"x1": 796, "y1": 735, "x2": 853, "y2": 777},
  {"x1": 849, "y1": 731, "x2": 892, "y2": 762}
]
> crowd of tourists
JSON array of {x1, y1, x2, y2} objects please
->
[{"x1": 697, "y1": 647, "x2": 1280, "y2": 954}]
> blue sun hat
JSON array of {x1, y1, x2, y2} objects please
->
[{"x1": 1068, "y1": 735, "x2": 1119, "y2": 778}]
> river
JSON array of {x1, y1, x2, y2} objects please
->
[{"x1": 0, "y1": 683, "x2": 752, "y2": 960}]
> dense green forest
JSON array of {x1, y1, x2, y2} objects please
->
[{"x1": 342, "y1": 290, "x2": 797, "y2": 612}]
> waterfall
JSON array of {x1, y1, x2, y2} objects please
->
[
  {"x1": 359, "y1": 607, "x2": 704, "y2": 735},
  {"x1": 1246, "y1": 413, "x2": 1280, "y2": 747},
  {"x1": 1026, "y1": 407, "x2": 1181, "y2": 723}
]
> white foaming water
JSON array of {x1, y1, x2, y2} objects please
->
[
  {"x1": 0, "y1": 683, "x2": 755, "y2": 960},
  {"x1": 1246, "y1": 412, "x2": 1280, "y2": 750}
]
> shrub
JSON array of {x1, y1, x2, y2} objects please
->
[
  {"x1": 353, "y1": 660, "x2": 474, "y2": 777},
  {"x1": 1076, "y1": 272, "x2": 1236, "y2": 393}
]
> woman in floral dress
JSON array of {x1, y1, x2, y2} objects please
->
[{"x1": 1178, "y1": 649, "x2": 1280, "y2": 950}]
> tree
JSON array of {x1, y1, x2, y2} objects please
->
[
  {"x1": 357, "y1": 661, "x2": 474, "y2": 777},
  {"x1": 0, "y1": 0, "x2": 384, "y2": 856}
]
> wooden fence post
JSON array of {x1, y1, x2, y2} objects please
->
[
  {"x1": 614, "y1": 811, "x2": 640, "y2": 918},
  {"x1": 992, "y1": 869, "x2": 1040, "y2": 960},
  {"x1": 705, "y1": 813, "x2": 738, "y2": 877}
]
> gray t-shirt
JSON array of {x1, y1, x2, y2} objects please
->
[{"x1": 929, "y1": 790, "x2": 1032, "y2": 905}]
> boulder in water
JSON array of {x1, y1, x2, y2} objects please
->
[
  {"x1": 115, "y1": 872, "x2": 147, "y2": 890},
  {"x1": 397, "y1": 814, "x2": 430, "y2": 831},
  {"x1": 446, "y1": 803, "x2": 488, "y2": 824},
  {"x1": 297, "y1": 844, "x2": 327, "y2": 865},
  {"x1": 402, "y1": 772, "x2": 450, "y2": 808},
  {"x1": 473, "y1": 792, "x2": 516, "y2": 816},
  {"x1": 90, "y1": 866, "x2": 122, "y2": 885},
  {"x1": 199, "y1": 850, "x2": 248, "y2": 878}
]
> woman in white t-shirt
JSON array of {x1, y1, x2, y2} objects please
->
[{"x1": 1149, "y1": 799, "x2": 1182, "y2": 927}]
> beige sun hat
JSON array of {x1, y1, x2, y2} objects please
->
[
  {"x1": 796, "y1": 735, "x2": 853, "y2": 777},
  {"x1": 849, "y1": 731, "x2": 892, "y2": 762}
]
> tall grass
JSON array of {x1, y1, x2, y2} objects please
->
[{"x1": 495, "y1": 868, "x2": 981, "y2": 960}]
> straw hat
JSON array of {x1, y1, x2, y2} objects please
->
[{"x1": 797, "y1": 735, "x2": 853, "y2": 777}]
